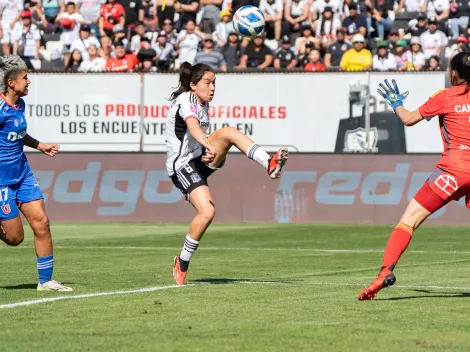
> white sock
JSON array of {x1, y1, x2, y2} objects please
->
[
  {"x1": 180, "y1": 234, "x2": 200, "y2": 262},
  {"x1": 246, "y1": 144, "x2": 270, "y2": 170}
]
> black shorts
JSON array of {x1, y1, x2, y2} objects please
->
[{"x1": 170, "y1": 154, "x2": 225, "y2": 201}]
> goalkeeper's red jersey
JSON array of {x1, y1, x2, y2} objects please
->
[{"x1": 419, "y1": 84, "x2": 470, "y2": 174}]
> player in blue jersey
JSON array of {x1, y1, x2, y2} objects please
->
[{"x1": 0, "y1": 56, "x2": 72, "y2": 291}]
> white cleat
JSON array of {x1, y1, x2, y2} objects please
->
[
  {"x1": 37, "y1": 280, "x2": 73, "y2": 292},
  {"x1": 268, "y1": 147, "x2": 289, "y2": 179}
]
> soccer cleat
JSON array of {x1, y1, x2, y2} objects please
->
[
  {"x1": 268, "y1": 147, "x2": 289, "y2": 179},
  {"x1": 173, "y1": 256, "x2": 188, "y2": 286},
  {"x1": 358, "y1": 267, "x2": 396, "y2": 301},
  {"x1": 37, "y1": 280, "x2": 73, "y2": 292}
]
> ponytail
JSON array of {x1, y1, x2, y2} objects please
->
[
  {"x1": 170, "y1": 62, "x2": 215, "y2": 100},
  {"x1": 450, "y1": 51, "x2": 470, "y2": 93}
]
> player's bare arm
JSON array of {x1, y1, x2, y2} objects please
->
[
  {"x1": 395, "y1": 106, "x2": 424, "y2": 126},
  {"x1": 185, "y1": 116, "x2": 216, "y2": 163}
]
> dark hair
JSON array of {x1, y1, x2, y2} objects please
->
[
  {"x1": 450, "y1": 52, "x2": 470, "y2": 89},
  {"x1": 170, "y1": 62, "x2": 214, "y2": 100},
  {"x1": 65, "y1": 49, "x2": 83, "y2": 72}
]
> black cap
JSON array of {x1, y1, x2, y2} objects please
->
[
  {"x1": 417, "y1": 13, "x2": 426, "y2": 20},
  {"x1": 323, "y1": 6, "x2": 333, "y2": 13},
  {"x1": 429, "y1": 16, "x2": 439, "y2": 24},
  {"x1": 348, "y1": 2, "x2": 358, "y2": 10},
  {"x1": 281, "y1": 35, "x2": 290, "y2": 43},
  {"x1": 80, "y1": 23, "x2": 91, "y2": 31}
]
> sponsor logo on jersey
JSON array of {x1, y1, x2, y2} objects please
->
[
  {"x1": 190, "y1": 104, "x2": 197, "y2": 114},
  {"x1": 190, "y1": 173, "x2": 201, "y2": 183},
  {"x1": 459, "y1": 144, "x2": 470, "y2": 151},
  {"x1": 1, "y1": 204, "x2": 10, "y2": 215},
  {"x1": 343, "y1": 127, "x2": 378, "y2": 153}
]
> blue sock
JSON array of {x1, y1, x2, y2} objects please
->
[{"x1": 37, "y1": 255, "x2": 54, "y2": 284}]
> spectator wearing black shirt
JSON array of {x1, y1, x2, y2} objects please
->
[
  {"x1": 365, "y1": 0, "x2": 394, "y2": 39},
  {"x1": 137, "y1": 37, "x2": 157, "y2": 62},
  {"x1": 174, "y1": 0, "x2": 199, "y2": 30},
  {"x1": 236, "y1": 33, "x2": 273, "y2": 69},
  {"x1": 231, "y1": 0, "x2": 260, "y2": 15},
  {"x1": 274, "y1": 35, "x2": 298, "y2": 69},
  {"x1": 120, "y1": 0, "x2": 144, "y2": 34},
  {"x1": 450, "y1": 0, "x2": 470, "y2": 38},
  {"x1": 324, "y1": 27, "x2": 351, "y2": 68},
  {"x1": 342, "y1": 2, "x2": 367, "y2": 40},
  {"x1": 221, "y1": 30, "x2": 243, "y2": 70},
  {"x1": 406, "y1": 13, "x2": 428, "y2": 37}
]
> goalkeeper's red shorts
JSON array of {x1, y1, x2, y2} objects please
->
[{"x1": 414, "y1": 168, "x2": 470, "y2": 213}]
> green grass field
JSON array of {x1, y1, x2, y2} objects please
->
[{"x1": 2, "y1": 223, "x2": 470, "y2": 352}]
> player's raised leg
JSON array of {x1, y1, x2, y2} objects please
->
[
  {"x1": 20, "y1": 199, "x2": 72, "y2": 292},
  {"x1": 358, "y1": 180, "x2": 447, "y2": 300},
  {"x1": 173, "y1": 186, "x2": 215, "y2": 285},
  {"x1": 207, "y1": 126, "x2": 289, "y2": 179}
]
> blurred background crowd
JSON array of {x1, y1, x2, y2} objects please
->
[{"x1": 2, "y1": 0, "x2": 467, "y2": 72}]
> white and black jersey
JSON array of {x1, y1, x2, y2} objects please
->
[{"x1": 165, "y1": 92, "x2": 211, "y2": 177}]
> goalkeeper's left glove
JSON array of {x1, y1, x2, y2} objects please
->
[{"x1": 377, "y1": 79, "x2": 409, "y2": 113}]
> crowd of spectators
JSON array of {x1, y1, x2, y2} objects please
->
[{"x1": 0, "y1": 0, "x2": 467, "y2": 72}]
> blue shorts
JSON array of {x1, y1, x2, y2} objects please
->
[{"x1": 0, "y1": 170, "x2": 44, "y2": 220}]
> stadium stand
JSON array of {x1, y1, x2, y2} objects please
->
[{"x1": 4, "y1": 0, "x2": 467, "y2": 71}]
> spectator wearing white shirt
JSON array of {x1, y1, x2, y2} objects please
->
[
  {"x1": 259, "y1": 0, "x2": 283, "y2": 41},
  {"x1": 0, "y1": 0, "x2": 23, "y2": 56},
  {"x1": 79, "y1": 43, "x2": 106, "y2": 71},
  {"x1": 372, "y1": 40, "x2": 397, "y2": 71},
  {"x1": 420, "y1": 16, "x2": 447, "y2": 59},
  {"x1": 69, "y1": 23, "x2": 100, "y2": 60},
  {"x1": 313, "y1": 7, "x2": 342, "y2": 50},
  {"x1": 12, "y1": 10, "x2": 40, "y2": 68},
  {"x1": 397, "y1": 0, "x2": 421, "y2": 12},
  {"x1": 283, "y1": 0, "x2": 309, "y2": 37},
  {"x1": 56, "y1": 2, "x2": 86, "y2": 49},
  {"x1": 421, "y1": 0, "x2": 450, "y2": 23},
  {"x1": 406, "y1": 36, "x2": 426, "y2": 71},
  {"x1": 310, "y1": 0, "x2": 341, "y2": 21},
  {"x1": 76, "y1": 0, "x2": 102, "y2": 39},
  {"x1": 176, "y1": 20, "x2": 201, "y2": 67},
  {"x1": 129, "y1": 21, "x2": 146, "y2": 53}
]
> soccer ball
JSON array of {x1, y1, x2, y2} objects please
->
[{"x1": 233, "y1": 5, "x2": 265, "y2": 37}]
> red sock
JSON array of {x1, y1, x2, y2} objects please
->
[{"x1": 381, "y1": 223, "x2": 414, "y2": 271}]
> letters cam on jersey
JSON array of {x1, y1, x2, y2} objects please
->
[
  {"x1": 419, "y1": 84, "x2": 470, "y2": 175},
  {"x1": 165, "y1": 92, "x2": 210, "y2": 176},
  {"x1": 0, "y1": 95, "x2": 28, "y2": 185}
]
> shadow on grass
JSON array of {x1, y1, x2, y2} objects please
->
[
  {"x1": 376, "y1": 289, "x2": 470, "y2": 301},
  {"x1": 0, "y1": 282, "x2": 75, "y2": 290},
  {"x1": 191, "y1": 278, "x2": 297, "y2": 285}
]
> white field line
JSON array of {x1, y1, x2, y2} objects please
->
[
  {"x1": 7, "y1": 245, "x2": 470, "y2": 255},
  {"x1": 2, "y1": 280, "x2": 470, "y2": 309},
  {"x1": 0, "y1": 284, "x2": 192, "y2": 309}
]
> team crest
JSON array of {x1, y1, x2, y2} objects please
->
[
  {"x1": 190, "y1": 173, "x2": 201, "y2": 183},
  {"x1": 14, "y1": 119, "x2": 18, "y2": 127},
  {"x1": 343, "y1": 127, "x2": 379, "y2": 153},
  {"x1": 190, "y1": 103, "x2": 197, "y2": 114},
  {"x1": 1, "y1": 204, "x2": 11, "y2": 214}
]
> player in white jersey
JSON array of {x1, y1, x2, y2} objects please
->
[{"x1": 168, "y1": 62, "x2": 289, "y2": 286}]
